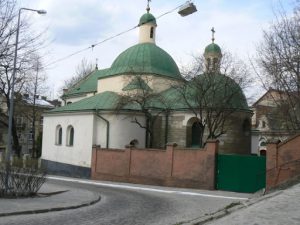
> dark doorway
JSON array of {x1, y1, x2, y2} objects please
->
[{"x1": 191, "y1": 122, "x2": 203, "y2": 147}]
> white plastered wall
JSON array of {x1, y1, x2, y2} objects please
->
[
  {"x1": 42, "y1": 112, "x2": 146, "y2": 168},
  {"x1": 42, "y1": 112, "x2": 95, "y2": 168},
  {"x1": 97, "y1": 75, "x2": 181, "y2": 94},
  {"x1": 93, "y1": 112, "x2": 146, "y2": 149}
]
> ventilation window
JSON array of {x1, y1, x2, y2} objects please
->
[{"x1": 150, "y1": 27, "x2": 154, "y2": 38}]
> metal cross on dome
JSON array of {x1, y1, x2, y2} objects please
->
[
  {"x1": 211, "y1": 27, "x2": 215, "y2": 43},
  {"x1": 146, "y1": 0, "x2": 151, "y2": 13}
]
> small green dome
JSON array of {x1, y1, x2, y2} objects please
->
[
  {"x1": 139, "y1": 13, "x2": 156, "y2": 26},
  {"x1": 205, "y1": 43, "x2": 222, "y2": 54},
  {"x1": 107, "y1": 43, "x2": 182, "y2": 80}
]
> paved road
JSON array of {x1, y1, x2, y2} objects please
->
[
  {"x1": 207, "y1": 182, "x2": 300, "y2": 225},
  {"x1": 0, "y1": 179, "x2": 250, "y2": 225}
]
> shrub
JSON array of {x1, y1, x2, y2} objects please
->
[{"x1": 0, "y1": 161, "x2": 46, "y2": 198}]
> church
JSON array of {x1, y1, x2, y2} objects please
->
[{"x1": 41, "y1": 7, "x2": 252, "y2": 177}]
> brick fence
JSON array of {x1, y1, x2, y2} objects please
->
[
  {"x1": 266, "y1": 134, "x2": 300, "y2": 190},
  {"x1": 91, "y1": 140, "x2": 218, "y2": 190}
]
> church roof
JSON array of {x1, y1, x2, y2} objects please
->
[
  {"x1": 51, "y1": 91, "x2": 139, "y2": 113},
  {"x1": 139, "y1": 12, "x2": 156, "y2": 26},
  {"x1": 122, "y1": 77, "x2": 152, "y2": 91},
  {"x1": 160, "y1": 73, "x2": 249, "y2": 111},
  {"x1": 205, "y1": 43, "x2": 222, "y2": 54},
  {"x1": 62, "y1": 68, "x2": 110, "y2": 98},
  {"x1": 103, "y1": 43, "x2": 182, "y2": 80}
]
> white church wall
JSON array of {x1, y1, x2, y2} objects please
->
[
  {"x1": 42, "y1": 112, "x2": 94, "y2": 168},
  {"x1": 93, "y1": 113, "x2": 146, "y2": 149},
  {"x1": 97, "y1": 75, "x2": 180, "y2": 94}
]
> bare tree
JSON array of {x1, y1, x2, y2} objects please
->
[
  {"x1": 256, "y1": 2, "x2": 300, "y2": 131},
  {"x1": 0, "y1": 0, "x2": 46, "y2": 156},
  {"x1": 116, "y1": 75, "x2": 170, "y2": 148},
  {"x1": 21, "y1": 54, "x2": 48, "y2": 158},
  {"x1": 175, "y1": 52, "x2": 251, "y2": 145},
  {"x1": 62, "y1": 58, "x2": 95, "y2": 90}
]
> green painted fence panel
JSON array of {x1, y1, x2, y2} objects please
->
[{"x1": 217, "y1": 154, "x2": 266, "y2": 193}]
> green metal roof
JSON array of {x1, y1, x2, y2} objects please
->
[
  {"x1": 205, "y1": 43, "x2": 222, "y2": 54},
  {"x1": 103, "y1": 43, "x2": 182, "y2": 80},
  {"x1": 122, "y1": 77, "x2": 152, "y2": 91},
  {"x1": 139, "y1": 13, "x2": 156, "y2": 26},
  {"x1": 50, "y1": 91, "x2": 140, "y2": 113},
  {"x1": 161, "y1": 73, "x2": 249, "y2": 111},
  {"x1": 63, "y1": 68, "x2": 109, "y2": 98}
]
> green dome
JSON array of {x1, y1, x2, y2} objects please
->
[
  {"x1": 205, "y1": 43, "x2": 222, "y2": 54},
  {"x1": 139, "y1": 13, "x2": 156, "y2": 26},
  {"x1": 192, "y1": 73, "x2": 248, "y2": 110},
  {"x1": 107, "y1": 43, "x2": 182, "y2": 80}
]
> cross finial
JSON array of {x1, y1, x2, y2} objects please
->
[
  {"x1": 211, "y1": 27, "x2": 215, "y2": 43},
  {"x1": 146, "y1": 0, "x2": 151, "y2": 13},
  {"x1": 95, "y1": 58, "x2": 98, "y2": 70}
]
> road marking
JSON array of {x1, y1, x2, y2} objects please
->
[{"x1": 47, "y1": 176, "x2": 249, "y2": 201}]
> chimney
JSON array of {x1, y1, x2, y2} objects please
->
[
  {"x1": 41, "y1": 96, "x2": 47, "y2": 100},
  {"x1": 63, "y1": 89, "x2": 68, "y2": 94}
]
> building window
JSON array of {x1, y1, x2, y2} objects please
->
[
  {"x1": 55, "y1": 125, "x2": 62, "y2": 145},
  {"x1": 150, "y1": 27, "x2": 154, "y2": 38},
  {"x1": 67, "y1": 125, "x2": 74, "y2": 146}
]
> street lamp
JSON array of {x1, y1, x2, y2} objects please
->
[
  {"x1": 6, "y1": 7, "x2": 47, "y2": 164},
  {"x1": 178, "y1": 1, "x2": 197, "y2": 16}
]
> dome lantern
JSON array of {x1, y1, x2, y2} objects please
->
[
  {"x1": 204, "y1": 27, "x2": 222, "y2": 72},
  {"x1": 139, "y1": 1, "x2": 157, "y2": 44}
]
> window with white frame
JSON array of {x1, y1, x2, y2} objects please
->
[
  {"x1": 66, "y1": 125, "x2": 74, "y2": 146},
  {"x1": 55, "y1": 125, "x2": 62, "y2": 145}
]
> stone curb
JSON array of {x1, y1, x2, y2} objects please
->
[
  {"x1": 0, "y1": 194, "x2": 101, "y2": 217},
  {"x1": 177, "y1": 190, "x2": 283, "y2": 225}
]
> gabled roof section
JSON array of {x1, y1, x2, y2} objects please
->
[
  {"x1": 122, "y1": 77, "x2": 152, "y2": 91},
  {"x1": 49, "y1": 91, "x2": 139, "y2": 113},
  {"x1": 63, "y1": 68, "x2": 110, "y2": 98}
]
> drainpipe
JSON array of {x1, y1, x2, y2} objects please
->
[
  {"x1": 95, "y1": 110, "x2": 110, "y2": 148},
  {"x1": 164, "y1": 111, "x2": 169, "y2": 147}
]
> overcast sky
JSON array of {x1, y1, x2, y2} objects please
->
[{"x1": 20, "y1": 0, "x2": 295, "y2": 100}]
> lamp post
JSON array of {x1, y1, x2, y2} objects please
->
[{"x1": 6, "y1": 8, "x2": 46, "y2": 164}]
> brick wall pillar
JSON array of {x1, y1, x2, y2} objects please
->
[
  {"x1": 266, "y1": 140, "x2": 280, "y2": 190},
  {"x1": 166, "y1": 142, "x2": 176, "y2": 178},
  {"x1": 206, "y1": 139, "x2": 219, "y2": 190},
  {"x1": 91, "y1": 145, "x2": 100, "y2": 179}
]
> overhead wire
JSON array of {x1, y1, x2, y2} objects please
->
[{"x1": 43, "y1": 1, "x2": 188, "y2": 69}]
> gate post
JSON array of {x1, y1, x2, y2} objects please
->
[{"x1": 206, "y1": 139, "x2": 219, "y2": 190}]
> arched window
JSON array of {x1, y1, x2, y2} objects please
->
[
  {"x1": 55, "y1": 125, "x2": 62, "y2": 145},
  {"x1": 186, "y1": 117, "x2": 204, "y2": 148},
  {"x1": 150, "y1": 27, "x2": 154, "y2": 38},
  {"x1": 67, "y1": 125, "x2": 74, "y2": 146}
]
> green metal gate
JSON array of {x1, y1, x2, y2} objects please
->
[{"x1": 217, "y1": 154, "x2": 266, "y2": 193}]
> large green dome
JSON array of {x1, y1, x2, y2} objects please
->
[
  {"x1": 139, "y1": 12, "x2": 156, "y2": 26},
  {"x1": 205, "y1": 43, "x2": 222, "y2": 54},
  {"x1": 107, "y1": 43, "x2": 182, "y2": 80}
]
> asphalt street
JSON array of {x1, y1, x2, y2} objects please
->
[{"x1": 0, "y1": 178, "x2": 250, "y2": 225}]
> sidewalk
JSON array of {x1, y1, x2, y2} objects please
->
[
  {"x1": 0, "y1": 181, "x2": 100, "y2": 217},
  {"x1": 204, "y1": 182, "x2": 300, "y2": 225}
]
